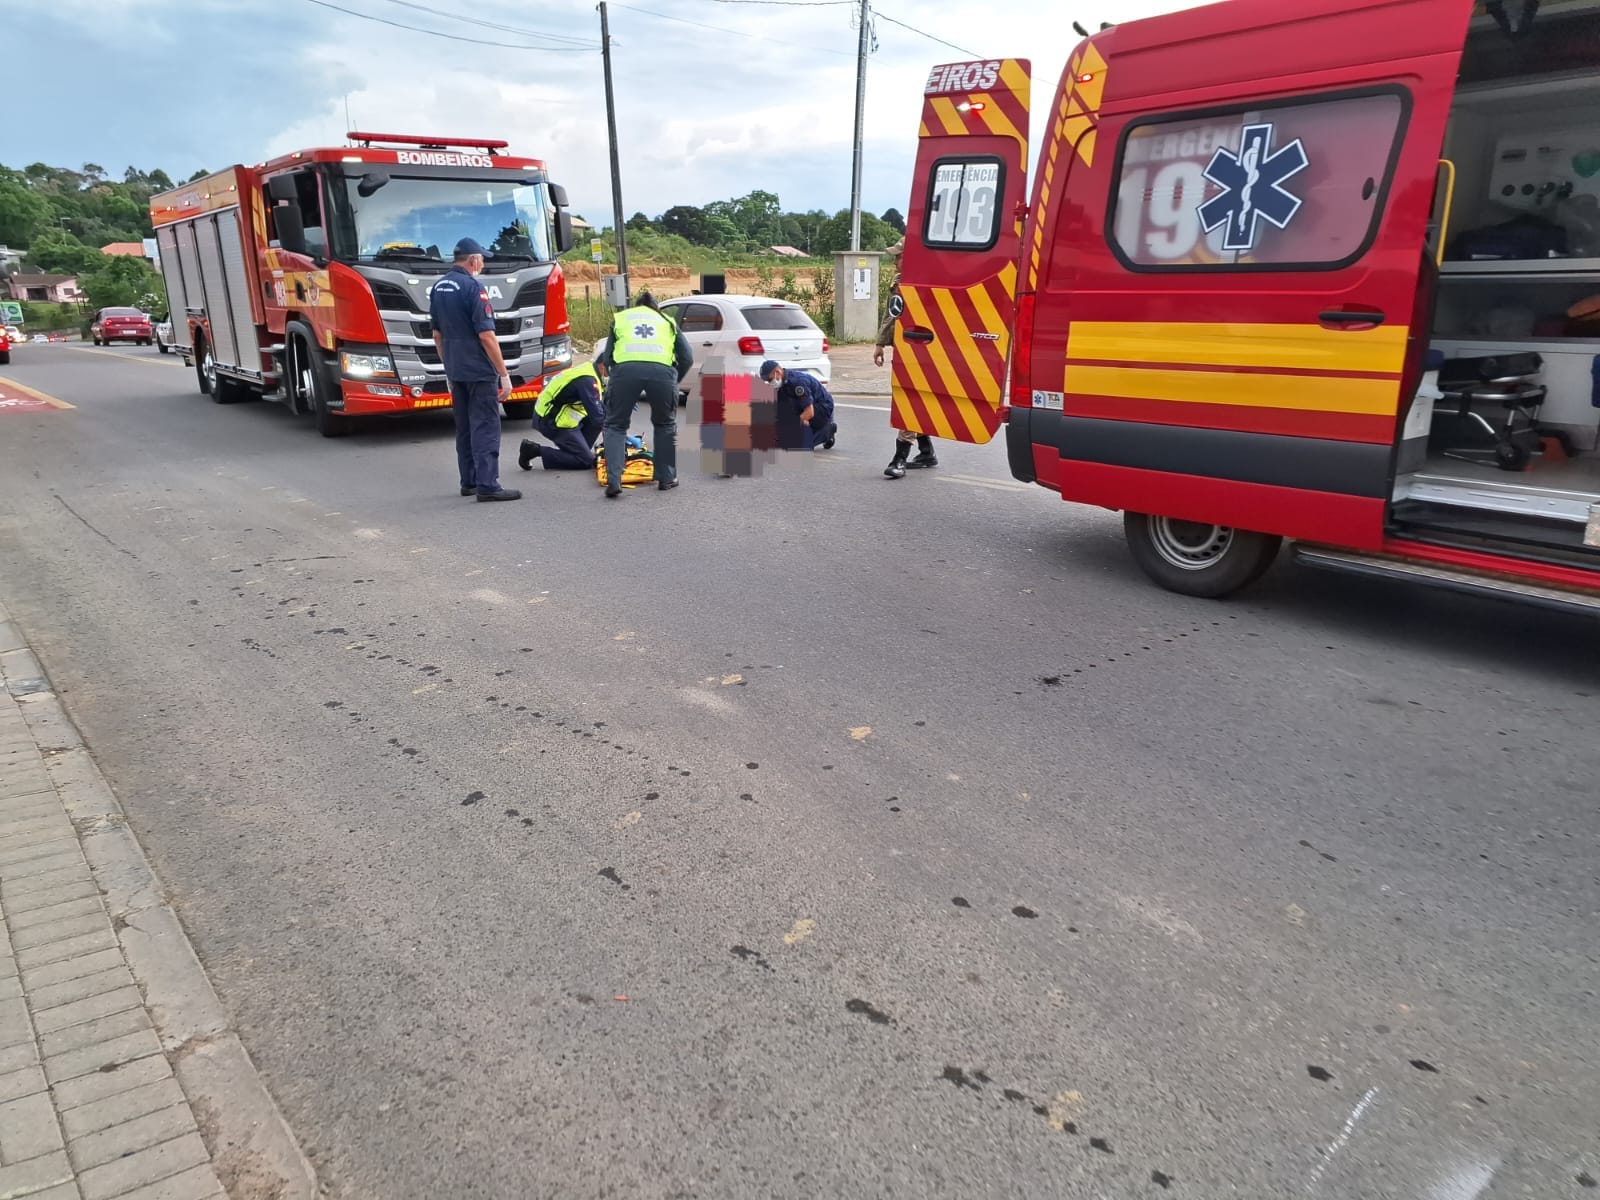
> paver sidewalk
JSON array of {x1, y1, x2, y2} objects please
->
[{"x1": 0, "y1": 601, "x2": 314, "y2": 1200}]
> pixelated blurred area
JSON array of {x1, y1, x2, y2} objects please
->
[{"x1": 691, "y1": 356, "x2": 815, "y2": 478}]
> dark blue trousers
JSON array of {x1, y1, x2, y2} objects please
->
[
  {"x1": 450, "y1": 378, "x2": 502, "y2": 492},
  {"x1": 536, "y1": 407, "x2": 604, "y2": 470}
]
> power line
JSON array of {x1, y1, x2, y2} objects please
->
[
  {"x1": 299, "y1": 0, "x2": 597, "y2": 49},
  {"x1": 704, "y1": 0, "x2": 853, "y2": 6},
  {"x1": 872, "y1": 9, "x2": 979, "y2": 57},
  {"x1": 374, "y1": 0, "x2": 597, "y2": 45},
  {"x1": 609, "y1": 2, "x2": 856, "y2": 58}
]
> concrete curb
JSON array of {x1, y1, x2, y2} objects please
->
[{"x1": 0, "y1": 599, "x2": 319, "y2": 1200}]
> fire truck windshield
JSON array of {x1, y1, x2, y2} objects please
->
[{"x1": 330, "y1": 174, "x2": 554, "y2": 271}]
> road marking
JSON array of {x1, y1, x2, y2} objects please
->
[
  {"x1": 65, "y1": 345, "x2": 178, "y2": 368},
  {"x1": 1305, "y1": 1087, "x2": 1379, "y2": 1194},
  {"x1": 835, "y1": 402, "x2": 890, "y2": 412},
  {"x1": 0, "y1": 376, "x2": 75, "y2": 410},
  {"x1": 783, "y1": 919, "x2": 816, "y2": 945},
  {"x1": 936, "y1": 473, "x2": 1032, "y2": 492}
]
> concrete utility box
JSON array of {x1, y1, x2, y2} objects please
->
[
  {"x1": 602, "y1": 273, "x2": 630, "y2": 307},
  {"x1": 832, "y1": 251, "x2": 883, "y2": 341}
]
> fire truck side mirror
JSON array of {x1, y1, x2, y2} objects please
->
[
  {"x1": 273, "y1": 205, "x2": 308, "y2": 258},
  {"x1": 356, "y1": 172, "x2": 390, "y2": 198},
  {"x1": 548, "y1": 182, "x2": 574, "y2": 253}
]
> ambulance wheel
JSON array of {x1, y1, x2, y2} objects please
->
[
  {"x1": 1123, "y1": 513, "x2": 1281, "y2": 598},
  {"x1": 1494, "y1": 441, "x2": 1529, "y2": 471},
  {"x1": 502, "y1": 401, "x2": 535, "y2": 421}
]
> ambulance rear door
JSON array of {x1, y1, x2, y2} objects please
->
[{"x1": 891, "y1": 58, "x2": 1031, "y2": 446}]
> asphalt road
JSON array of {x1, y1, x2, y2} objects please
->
[{"x1": 1, "y1": 343, "x2": 1596, "y2": 1199}]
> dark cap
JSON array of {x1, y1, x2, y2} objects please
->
[
  {"x1": 453, "y1": 237, "x2": 486, "y2": 258},
  {"x1": 758, "y1": 360, "x2": 781, "y2": 381}
]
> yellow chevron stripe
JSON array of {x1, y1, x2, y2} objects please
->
[
  {"x1": 1077, "y1": 128, "x2": 1098, "y2": 167},
  {"x1": 898, "y1": 291, "x2": 961, "y2": 439},
  {"x1": 919, "y1": 121, "x2": 930, "y2": 138},
  {"x1": 1000, "y1": 58, "x2": 1029, "y2": 97},
  {"x1": 931, "y1": 288, "x2": 999, "y2": 409},
  {"x1": 892, "y1": 327, "x2": 951, "y2": 438},
  {"x1": 929, "y1": 96, "x2": 967, "y2": 137},
  {"x1": 1064, "y1": 364, "x2": 1402, "y2": 415},
  {"x1": 1066, "y1": 321, "x2": 1409, "y2": 375},
  {"x1": 948, "y1": 394, "x2": 993, "y2": 444},
  {"x1": 967, "y1": 281, "x2": 1011, "y2": 363},
  {"x1": 972, "y1": 93, "x2": 1023, "y2": 147}
]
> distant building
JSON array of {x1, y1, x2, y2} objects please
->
[
  {"x1": 101, "y1": 242, "x2": 151, "y2": 260},
  {"x1": 5, "y1": 274, "x2": 82, "y2": 303},
  {"x1": 0, "y1": 245, "x2": 23, "y2": 274},
  {"x1": 767, "y1": 245, "x2": 808, "y2": 258}
]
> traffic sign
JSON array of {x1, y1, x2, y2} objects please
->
[{"x1": 590, "y1": 238, "x2": 604, "y2": 263}]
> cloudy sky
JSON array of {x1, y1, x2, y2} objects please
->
[{"x1": 11, "y1": 0, "x2": 1198, "y2": 223}]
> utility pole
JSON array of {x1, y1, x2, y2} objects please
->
[
  {"x1": 848, "y1": 0, "x2": 870, "y2": 251},
  {"x1": 598, "y1": 2, "x2": 629, "y2": 300}
]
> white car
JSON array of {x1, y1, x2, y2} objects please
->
[
  {"x1": 154, "y1": 320, "x2": 174, "y2": 355},
  {"x1": 3, "y1": 325, "x2": 21, "y2": 344},
  {"x1": 597, "y1": 294, "x2": 831, "y2": 405}
]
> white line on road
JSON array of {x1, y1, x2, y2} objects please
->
[
  {"x1": 65, "y1": 346, "x2": 179, "y2": 368},
  {"x1": 835, "y1": 402, "x2": 890, "y2": 412},
  {"x1": 1305, "y1": 1087, "x2": 1379, "y2": 1194}
]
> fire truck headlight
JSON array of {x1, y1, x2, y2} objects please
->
[
  {"x1": 543, "y1": 336, "x2": 572, "y2": 370},
  {"x1": 341, "y1": 351, "x2": 395, "y2": 379}
]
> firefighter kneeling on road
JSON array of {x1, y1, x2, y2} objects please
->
[
  {"x1": 518, "y1": 359, "x2": 606, "y2": 472},
  {"x1": 758, "y1": 360, "x2": 837, "y2": 449}
]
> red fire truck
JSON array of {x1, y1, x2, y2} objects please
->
[
  {"x1": 892, "y1": 0, "x2": 1600, "y2": 615},
  {"x1": 150, "y1": 132, "x2": 576, "y2": 436}
]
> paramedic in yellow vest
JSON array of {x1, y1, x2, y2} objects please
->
[
  {"x1": 598, "y1": 292, "x2": 693, "y2": 497},
  {"x1": 517, "y1": 359, "x2": 606, "y2": 472}
]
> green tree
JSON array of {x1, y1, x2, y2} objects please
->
[
  {"x1": 660, "y1": 205, "x2": 712, "y2": 244},
  {"x1": 26, "y1": 230, "x2": 103, "y2": 276},
  {"x1": 881, "y1": 207, "x2": 906, "y2": 234},
  {"x1": 625, "y1": 211, "x2": 654, "y2": 232},
  {"x1": 81, "y1": 254, "x2": 162, "y2": 312},
  {"x1": 0, "y1": 174, "x2": 48, "y2": 246}
]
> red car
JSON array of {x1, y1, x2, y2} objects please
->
[
  {"x1": 91, "y1": 307, "x2": 153, "y2": 346},
  {"x1": 0, "y1": 327, "x2": 10, "y2": 365}
]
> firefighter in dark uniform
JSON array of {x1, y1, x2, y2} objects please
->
[
  {"x1": 429, "y1": 237, "x2": 520, "y2": 501},
  {"x1": 598, "y1": 291, "x2": 693, "y2": 498},
  {"x1": 759, "y1": 359, "x2": 837, "y2": 449},
  {"x1": 874, "y1": 239, "x2": 938, "y2": 479},
  {"x1": 517, "y1": 359, "x2": 606, "y2": 471}
]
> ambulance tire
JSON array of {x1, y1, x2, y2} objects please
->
[
  {"x1": 1123, "y1": 512, "x2": 1281, "y2": 599},
  {"x1": 502, "y1": 402, "x2": 535, "y2": 422}
]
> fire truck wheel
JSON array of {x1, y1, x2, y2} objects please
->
[
  {"x1": 195, "y1": 338, "x2": 213, "y2": 396},
  {"x1": 288, "y1": 328, "x2": 351, "y2": 437},
  {"x1": 1123, "y1": 512, "x2": 1281, "y2": 599}
]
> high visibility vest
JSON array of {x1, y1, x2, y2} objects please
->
[
  {"x1": 610, "y1": 306, "x2": 676, "y2": 366},
  {"x1": 536, "y1": 362, "x2": 599, "y2": 428}
]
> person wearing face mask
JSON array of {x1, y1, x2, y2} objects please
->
[{"x1": 430, "y1": 237, "x2": 520, "y2": 502}]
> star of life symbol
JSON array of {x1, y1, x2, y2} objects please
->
[
  {"x1": 634, "y1": 321, "x2": 656, "y2": 338},
  {"x1": 1198, "y1": 122, "x2": 1309, "y2": 253}
]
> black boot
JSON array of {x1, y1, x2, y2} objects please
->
[
  {"x1": 908, "y1": 435, "x2": 938, "y2": 469},
  {"x1": 884, "y1": 441, "x2": 910, "y2": 479},
  {"x1": 517, "y1": 440, "x2": 540, "y2": 471}
]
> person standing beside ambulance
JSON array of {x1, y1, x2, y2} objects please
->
[
  {"x1": 873, "y1": 239, "x2": 938, "y2": 479},
  {"x1": 430, "y1": 237, "x2": 520, "y2": 502}
]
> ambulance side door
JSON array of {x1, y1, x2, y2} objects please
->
[{"x1": 892, "y1": 58, "x2": 1032, "y2": 446}]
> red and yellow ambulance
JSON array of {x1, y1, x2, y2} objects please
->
[{"x1": 892, "y1": 0, "x2": 1600, "y2": 614}]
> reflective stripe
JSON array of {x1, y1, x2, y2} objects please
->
[{"x1": 610, "y1": 306, "x2": 675, "y2": 366}]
